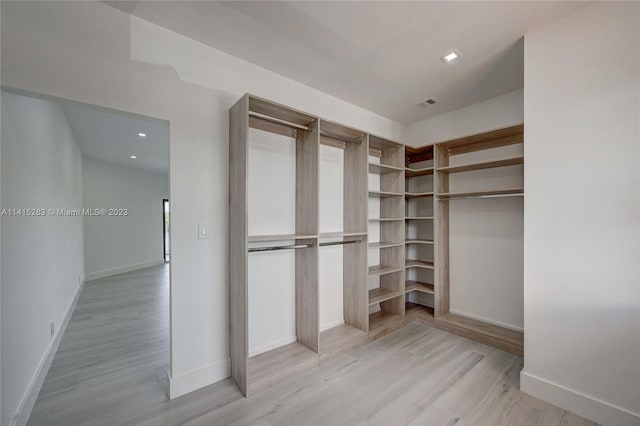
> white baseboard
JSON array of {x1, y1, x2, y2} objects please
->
[
  {"x1": 168, "y1": 359, "x2": 230, "y2": 399},
  {"x1": 12, "y1": 279, "x2": 85, "y2": 426},
  {"x1": 320, "y1": 319, "x2": 345, "y2": 332},
  {"x1": 248, "y1": 336, "x2": 297, "y2": 358},
  {"x1": 520, "y1": 371, "x2": 640, "y2": 426},
  {"x1": 449, "y1": 309, "x2": 524, "y2": 332},
  {"x1": 85, "y1": 260, "x2": 165, "y2": 281}
]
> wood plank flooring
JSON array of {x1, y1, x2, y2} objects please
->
[{"x1": 28, "y1": 264, "x2": 597, "y2": 426}]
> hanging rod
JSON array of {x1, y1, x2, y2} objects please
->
[
  {"x1": 248, "y1": 243, "x2": 313, "y2": 253},
  {"x1": 248, "y1": 111, "x2": 362, "y2": 145},
  {"x1": 319, "y1": 239, "x2": 361, "y2": 247}
]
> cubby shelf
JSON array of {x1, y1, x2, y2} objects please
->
[
  {"x1": 405, "y1": 167, "x2": 434, "y2": 178},
  {"x1": 368, "y1": 264, "x2": 404, "y2": 276},
  {"x1": 368, "y1": 241, "x2": 404, "y2": 249},
  {"x1": 405, "y1": 259, "x2": 434, "y2": 269},
  {"x1": 369, "y1": 265, "x2": 403, "y2": 275},
  {"x1": 369, "y1": 191, "x2": 404, "y2": 197},
  {"x1": 369, "y1": 218, "x2": 404, "y2": 222},
  {"x1": 369, "y1": 287, "x2": 403, "y2": 305},
  {"x1": 437, "y1": 156, "x2": 523, "y2": 173},
  {"x1": 405, "y1": 216, "x2": 434, "y2": 220},
  {"x1": 438, "y1": 189, "x2": 524, "y2": 200},
  {"x1": 405, "y1": 280, "x2": 434, "y2": 294},
  {"x1": 368, "y1": 163, "x2": 404, "y2": 175},
  {"x1": 405, "y1": 238, "x2": 434, "y2": 245},
  {"x1": 405, "y1": 192, "x2": 434, "y2": 199},
  {"x1": 248, "y1": 234, "x2": 317, "y2": 242}
]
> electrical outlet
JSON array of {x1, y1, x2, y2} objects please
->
[{"x1": 50, "y1": 322, "x2": 55, "y2": 338}]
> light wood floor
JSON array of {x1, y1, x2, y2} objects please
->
[{"x1": 29, "y1": 265, "x2": 597, "y2": 426}]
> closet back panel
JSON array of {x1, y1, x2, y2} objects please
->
[{"x1": 319, "y1": 144, "x2": 345, "y2": 331}]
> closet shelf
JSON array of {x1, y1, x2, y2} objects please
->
[
  {"x1": 405, "y1": 238, "x2": 434, "y2": 245},
  {"x1": 368, "y1": 288, "x2": 402, "y2": 305},
  {"x1": 368, "y1": 311, "x2": 404, "y2": 340},
  {"x1": 248, "y1": 234, "x2": 317, "y2": 242},
  {"x1": 405, "y1": 192, "x2": 434, "y2": 199},
  {"x1": 437, "y1": 156, "x2": 523, "y2": 174},
  {"x1": 368, "y1": 264, "x2": 404, "y2": 276},
  {"x1": 405, "y1": 259, "x2": 434, "y2": 269},
  {"x1": 405, "y1": 281, "x2": 434, "y2": 294},
  {"x1": 405, "y1": 216, "x2": 434, "y2": 220},
  {"x1": 438, "y1": 189, "x2": 524, "y2": 200},
  {"x1": 368, "y1": 241, "x2": 404, "y2": 249},
  {"x1": 369, "y1": 218, "x2": 404, "y2": 222},
  {"x1": 368, "y1": 163, "x2": 404, "y2": 175},
  {"x1": 368, "y1": 191, "x2": 404, "y2": 197},
  {"x1": 319, "y1": 231, "x2": 367, "y2": 239},
  {"x1": 405, "y1": 167, "x2": 434, "y2": 178}
]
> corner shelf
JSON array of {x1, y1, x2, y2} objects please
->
[
  {"x1": 369, "y1": 264, "x2": 404, "y2": 276},
  {"x1": 405, "y1": 167, "x2": 434, "y2": 178},
  {"x1": 438, "y1": 189, "x2": 524, "y2": 200},
  {"x1": 368, "y1": 163, "x2": 404, "y2": 175},
  {"x1": 437, "y1": 156, "x2": 523, "y2": 174},
  {"x1": 369, "y1": 288, "x2": 402, "y2": 305},
  {"x1": 405, "y1": 302, "x2": 435, "y2": 325},
  {"x1": 405, "y1": 259, "x2": 434, "y2": 269},
  {"x1": 405, "y1": 192, "x2": 434, "y2": 199},
  {"x1": 405, "y1": 280, "x2": 434, "y2": 294}
]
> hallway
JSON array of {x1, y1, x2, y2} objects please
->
[{"x1": 28, "y1": 265, "x2": 170, "y2": 425}]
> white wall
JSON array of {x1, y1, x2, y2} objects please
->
[
  {"x1": 407, "y1": 90, "x2": 525, "y2": 331},
  {"x1": 407, "y1": 90, "x2": 524, "y2": 147},
  {"x1": 0, "y1": 0, "x2": 407, "y2": 401},
  {"x1": 1, "y1": 92, "x2": 85, "y2": 426},
  {"x1": 521, "y1": 3, "x2": 640, "y2": 425},
  {"x1": 83, "y1": 157, "x2": 169, "y2": 280}
]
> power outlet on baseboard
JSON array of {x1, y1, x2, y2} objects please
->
[{"x1": 50, "y1": 322, "x2": 55, "y2": 338}]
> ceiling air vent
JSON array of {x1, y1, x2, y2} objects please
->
[{"x1": 417, "y1": 97, "x2": 439, "y2": 107}]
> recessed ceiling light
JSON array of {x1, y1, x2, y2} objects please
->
[
  {"x1": 130, "y1": 155, "x2": 137, "y2": 159},
  {"x1": 137, "y1": 132, "x2": 147, "y2": 138},
  {"x1": 441, "y1": 50, "x2": 461, "y2": 63}
]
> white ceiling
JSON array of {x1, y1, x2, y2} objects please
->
[
  {"x1": 106, "y1": 1, "x2": 586, "y2": 124},
  {"x1": 61, "y1": 101, "x2": 169, "y2": 175}
]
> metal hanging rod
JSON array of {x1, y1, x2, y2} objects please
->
[
  {"x1": 248, "y1": 111, "x2": 362, "y2": 145},
  {"x1": 319, "y1": 239, "x2": 361, "y2": 247},
  {"x1": 248, "y1": 243, "x2": 313, "y2": 253}
]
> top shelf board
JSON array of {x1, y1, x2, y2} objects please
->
[
  {"x1": 438, "y1": 188, "x2": 524, "y2": 200},
  {"x1": 438, "y1": 156, "x2": 524, "y2": 174},
  {"x1": 320, "y1": 119, "x2": 365, "y2": 143},
  {"x1": 248, "y1": 95, "x2": 316, "y2": 128},
  {"x1": 439, "y1": 124, "x2": 524, "y2": 156},
  {"x1": 369, "y1": 135, "x2": 403, "y2": 151},
  {"x1": 405, "y1": 145, "x2": 434, "y2": 165}
]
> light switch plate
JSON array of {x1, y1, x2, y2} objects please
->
[{"x1": 198, "y1": 223, "x2": 209, "y2": 239}]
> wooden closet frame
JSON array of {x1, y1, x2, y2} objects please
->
[{"x1": 229, "y1": 94, "x2": 524, "y2": 397}]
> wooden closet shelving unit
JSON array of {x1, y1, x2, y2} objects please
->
[
  {"x1": 230, "y1": 95, "x2": 524, "y2": 398},
  {"x1": 404, "y1": 145, "x2": 437, "y2": 326},
  {"x1": 434, "y1": 124, "x2": 524, "y2": 356},
  {"x1": 367, "y1": 135, "x2": 406, "y2": 337}
]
